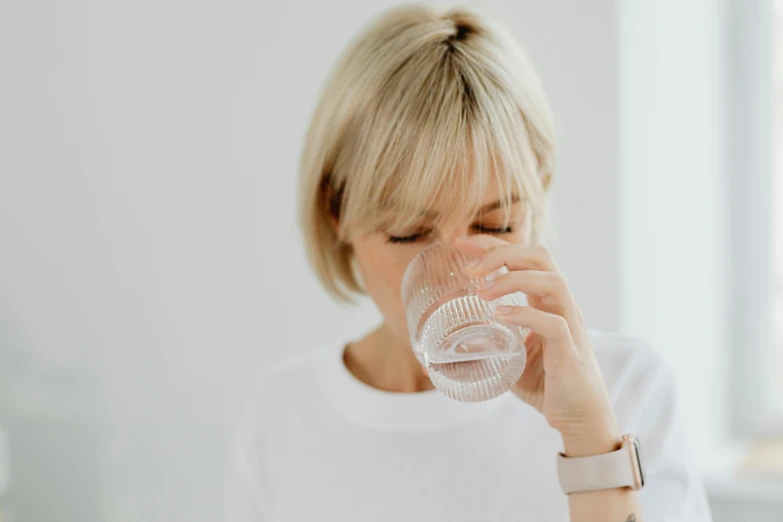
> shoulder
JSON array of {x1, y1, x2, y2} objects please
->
[
  {"x1": 589, "y1": 328, "x2": 673, "y2": 386},
  {"x1": 588, "y1": 329, "x2": 678, "y2": 427},
  {"x1": 225, "y1": 346, "x2": 340, "y2": 519},
  {"x1": 248, "y1": 346, "x2": 332, "y2": 396},
  {"x1": 239, "y1": 344, "x2": 336, "y2": 419},
  {"x1": 231, "y1": 343, "x2": 340, "y2": 452}
]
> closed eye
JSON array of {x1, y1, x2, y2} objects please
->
[
  {"x1": 386, "y1": 226, "x2": 513, "y2": 244},
  {"x1": 386, "y1": 232, "x2": 428, "y2": 244},
  {"x1": 474, "y1": 225, "x2": 514, "y2": 234}
]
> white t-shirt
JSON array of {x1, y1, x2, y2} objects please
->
[{"x1": 225, "y1": 329, "x2": 713, "y2": 521}]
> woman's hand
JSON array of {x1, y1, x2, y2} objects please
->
[{"x1": 453, "y1": 235, "x2": 621, "y2": 457}]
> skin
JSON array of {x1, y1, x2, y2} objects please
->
[{"x1": 338, "y1": 178, "x2": 644, "y2": 522}]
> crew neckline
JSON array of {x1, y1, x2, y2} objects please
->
[{"x1": 318, "y1": 339, "x2": 513, "y2": 432}]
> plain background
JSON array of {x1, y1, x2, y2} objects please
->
[{"x1": 0, "y1": 0, "x2": 779, "y2": 521}]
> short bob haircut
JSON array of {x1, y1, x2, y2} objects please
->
[{"x1": 298, "y1": 4, "x2": 556, "y2": 303}]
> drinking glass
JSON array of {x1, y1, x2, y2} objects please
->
[{"x1": 401, "y1": 240, "x2": 529, "y2": 402}]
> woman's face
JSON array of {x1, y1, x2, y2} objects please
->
[{"x1": 351, "y1": 179, "x2": 533, "y2": 347}]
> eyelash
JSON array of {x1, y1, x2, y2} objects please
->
[{"x1": 386, "y1": 226, "x2": 515, "y2": 244}]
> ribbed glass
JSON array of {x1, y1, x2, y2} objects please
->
[{"x1": 401, "y1": 241, "x2": 528, "y2": 402}]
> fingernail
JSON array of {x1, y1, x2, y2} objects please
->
[
  {"x1": 495, "y1": 305, "x2": 513, "y2": 315},
  {"x1": 465, "y1": 254, "x2": 481, "y2": 268},
  {"x1": 478, "y1": 278, "x2": 495, "y2": 290}
]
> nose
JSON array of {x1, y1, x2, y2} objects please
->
[{"x1": 435, "y1": 225, "x2": 473, "y2": 243}]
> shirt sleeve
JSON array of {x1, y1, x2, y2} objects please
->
[
  {"x1": 611, "y1": 346, "x2": 714, "y2": 521},
  {"x1": 222, "y1": 399, "x2": 272, "y2": 522}
]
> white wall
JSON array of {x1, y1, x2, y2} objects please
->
[
  {"x1": 0, "y1": 1, "x2": 618, "y2": 521},
  {"x1": 618, "y1": 0, "x2": 783, "y2": 519},
  {"x1": 618, "y1": 0, "x2": 730, "y2": 465}
]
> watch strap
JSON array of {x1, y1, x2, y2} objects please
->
[{"x1": 556, "y1": 443, "x2": 637, "y2": 494}]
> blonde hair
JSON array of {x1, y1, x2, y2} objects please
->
[{"x1": 298, "y1": 4, "x2": 557, "y2": 302}]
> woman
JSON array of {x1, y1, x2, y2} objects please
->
[{"x1": 226, "y1": 5, "x2": 712, "y2": 521}]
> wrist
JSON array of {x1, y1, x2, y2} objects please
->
[{"x1": 560, "y1": 416, "x2": 621, "y2": 458}]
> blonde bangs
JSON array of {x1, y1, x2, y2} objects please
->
[{"x1": 334, "y1": 41, "x2": 546, "y2": 242}]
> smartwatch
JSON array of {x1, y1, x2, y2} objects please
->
[{"x1": 556, "y1": 434, "x2": 645, "y2": 494}]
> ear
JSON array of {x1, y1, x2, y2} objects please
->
[
  {"x1": 321, "y1": 177, "x2": 342, "y2": 236},
  {"x1": 327, "y1": 211, "x2": 339, "y2": 235}
]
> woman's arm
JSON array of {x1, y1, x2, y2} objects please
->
[
  {"x1": 455, "y1": 235, "x2": 645, "y2": 521},
  {"x1": 224, "y1": 378, "x2": 272, "y2": 522}
]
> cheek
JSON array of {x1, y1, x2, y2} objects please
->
[
  {"x1": 364, "y1": 256, "x2": 405, "y2": 296},
  {"x1": 352, "y1": 240, "x2": 422, "y2": 336},
  {"x1": 353, "y1": 242, "x2": 410, "y2": 304},
  {"x1": 511, "y1": 226, "x2": 531, "y2": 245}
]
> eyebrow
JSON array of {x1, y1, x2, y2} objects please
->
[
  {"x1": 384, "y1": 195, "x2": 522, "y2": 220},
  {"x1": 476, "y1": 195, "x2": 521, "y2": 214}
]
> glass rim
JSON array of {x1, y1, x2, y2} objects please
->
[{"x1": 400, "y1": 240, "x2": 463, "y2": 295}]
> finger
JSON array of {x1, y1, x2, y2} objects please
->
[
  {"x1": 466, "y1": 243, "x2": 558, "y2": 278},
  {"x1": 476, "y1": 269, "x2": 569, "y2": 301},
  {"x1": 481, "y1": 270, "x2": 580, "y2": 343},
  {"x1": 453, "y1": 236, "x2": 558, "y2": 277},
  {"x1": 452, "y1": 234, "x2": 508, "y2": 252},
  {"x1": 494, "y1": 305, "x2": 576, "y2": 362}
]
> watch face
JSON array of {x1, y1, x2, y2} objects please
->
[
  {"x1": 630, "y1": 436, "x2": 644, "y2": 488},
  {"x1": 623, "y1": 434, "x2": 644, "y2": 490}
]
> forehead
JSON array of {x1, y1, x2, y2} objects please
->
[{"x1": 425, "y1": 176, "x2": 516, "y2": 219}]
